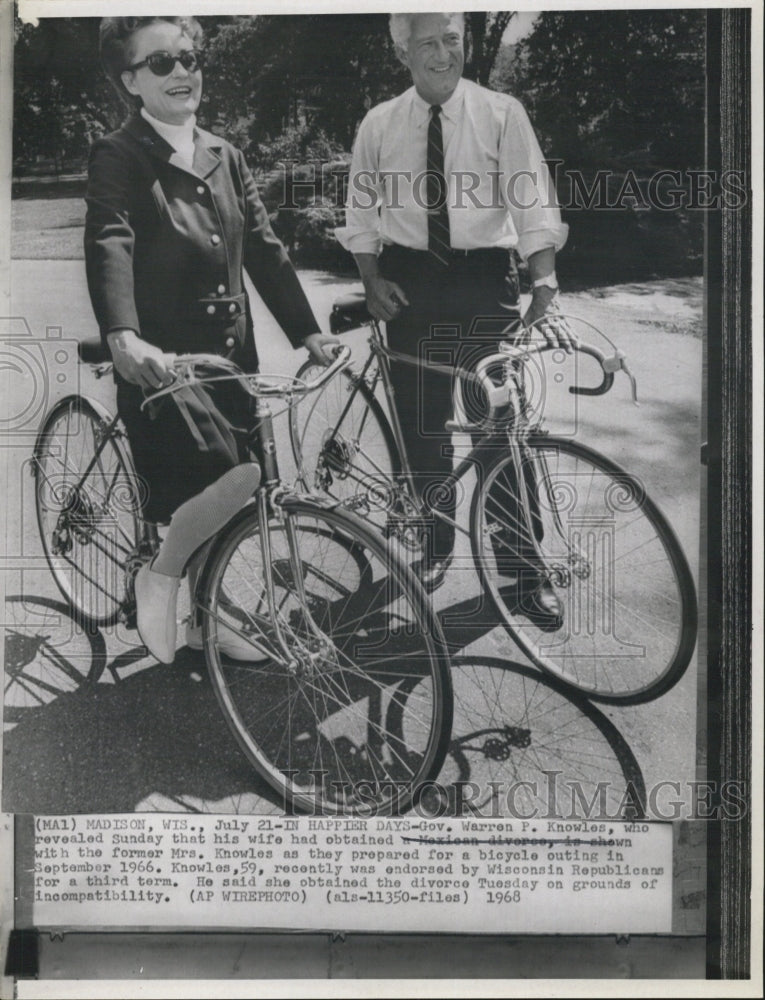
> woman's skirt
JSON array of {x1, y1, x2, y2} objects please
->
[{"x1": 116, "y1": 370, "x2": 257, "y2": 524}]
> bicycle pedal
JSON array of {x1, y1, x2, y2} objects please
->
[{"x1": 120, "y1": 604, "x2": 138, "y2": 631}]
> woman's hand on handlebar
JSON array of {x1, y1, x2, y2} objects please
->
[
  {"x1": 106, "y1": 329, "x2": 176, "y2": 390},
  {"x1": 303, "y1": 332, "x2": 343, "y2": 367}
]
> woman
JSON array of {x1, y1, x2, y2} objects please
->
[{"x1": 86, "y1": 16, "x2": 337, "y2": 662}]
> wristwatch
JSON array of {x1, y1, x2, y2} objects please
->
[{"x1": 532, "y1": 274, "x2": 559, "y2": 291}]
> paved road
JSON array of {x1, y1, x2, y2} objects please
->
[{"x1": 2, "y1": 262, "x2": 703, "y2": 818}]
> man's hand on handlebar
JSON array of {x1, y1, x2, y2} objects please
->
[
  {"x1": 303, "y1": 332, "x2": 343, "y2": 367},
  {"x1": 106, "y1": 329, "x2": 176, "y2": 390},
  {"x1": 523, "y1": 287, "x2": 579, "y2": 354}
]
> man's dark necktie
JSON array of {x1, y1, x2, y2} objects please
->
[{"x1": 427, "y1": 105, "x2": 451, "y2": 266}]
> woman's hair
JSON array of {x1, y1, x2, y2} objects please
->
[
  {"x1": 99, "y1": 16, "x2": 204, "y2": 110},
  {"x1": 388, "y1": 12, "x2": 464, "y2": 51}
]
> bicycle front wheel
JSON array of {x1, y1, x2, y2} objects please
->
[
  {"x1": 289, "y1": 360, "x2": 401, "y2": 532},
  {"x1": 471, "y1": 436, "x2": 697, "y2": 704},
  {"x1": 34, "y1": 396, "x2": 142, "y2": 626},
  {"x1": 199, "y1": 496, "x2": 453, "y2": 815}
]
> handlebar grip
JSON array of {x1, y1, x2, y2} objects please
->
[
  {"x1": 570, "y1": 371, "x2": 615, "y2": 396},
  {"x1": 568, "y1": 344, "x2": 615, "y2": 396},
  {"x1": 305, "y1": 343, "x2": 352, "y2": 390}
]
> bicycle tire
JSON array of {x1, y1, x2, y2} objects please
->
[
  {"x1": 289, "y1": 360, "x2": 403, "y2": 531},
  {"x1": 199, "y1": 494, "x2": 453, "y2": 815},
  {"x1": 34, "y1": 395, "x2": 142, "y2": 627},
  {"x1": 470, "y1": 435, "x2": 697, "y2": 704}
]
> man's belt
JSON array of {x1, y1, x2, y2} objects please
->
[
  {"x1": 383, "y1": 244, "x2": 511, "y2": 264},
  {"x1": 193, "y1": 292, "x2": 246, "y2": 322}
]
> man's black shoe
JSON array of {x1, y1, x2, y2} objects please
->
[
  {"x1": 412, "y1": 554, "x2": 453, "y2": 593},
  {"x1": 499, "y1": 577, "x2": 564, "y2": 632}
]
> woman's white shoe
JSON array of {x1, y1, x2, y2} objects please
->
[{"x1": 135, "y1": 562, "x2": 181, "y2": 664}]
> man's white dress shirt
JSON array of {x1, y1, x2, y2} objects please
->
[{"x1": 336, "y1": 78, "x2": 568, "y2": 262}]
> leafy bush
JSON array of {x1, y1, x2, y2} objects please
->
[
  {"x1": 253, "y1": 122, "x2": 344, "y2": 173},
  {"x1": 259, "y1": 153, "x2": 353, "y2": 269},
  {"x1": 271, "y1": 201, "x2": 350, "y2": 269}
]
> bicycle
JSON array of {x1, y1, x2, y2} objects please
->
[
  {"x1": 290, "y1": 292, "x2": 698, "y2": 706},
  {"x1": 32, "y1": 339, "x2": 453, "y2": 816}
]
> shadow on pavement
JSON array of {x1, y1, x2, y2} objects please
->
[
  {"x1": 4, "y1": 592, "x2": 647, "y2": 818},
  {"x1": 3, "y1": 641, "x2": 279, "y2": 815}
]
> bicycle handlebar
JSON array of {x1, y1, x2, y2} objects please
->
[
  {"x1": 139, "y1": 344, "x2": 352, "y2": 411},
  {"x1": 567, "y1": 344, "x2": 615, "y2": 396},
  {"x1": 326, "y1": 294, "x2": 638, "y2": 405},
  {"x1": 497, "y1": 339, "x2": 638, "y2": 404}
]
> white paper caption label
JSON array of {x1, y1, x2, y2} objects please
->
[{"x1": 29, "y1": 814, "x2": 673, "y2": 933}]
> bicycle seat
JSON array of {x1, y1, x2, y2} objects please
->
[
  {"x1": 78, "y1": 337, "x2": 110, "y2": 365},
  {"x1": 330, "y1": 292, "x2": 372, "y2": 334}
]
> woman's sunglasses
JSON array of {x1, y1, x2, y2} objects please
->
[{"x1": 127, "y1": 49, "x2": 202, "y2": 77}]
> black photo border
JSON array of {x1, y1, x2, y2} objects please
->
[{"x1": 704, "y1": 5, "x2": 753, "y2": 981}]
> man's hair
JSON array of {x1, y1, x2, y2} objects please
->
[
  {"x1": 389, "y1": 12, "x2": 465, "y2": 50},
  {"x1": 99, "y1": 16, "x2": 204, "y2": 111}
]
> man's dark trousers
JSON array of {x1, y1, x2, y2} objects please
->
[{"x1": 380, "y1": 244, "x2": 521, "y2": 561}]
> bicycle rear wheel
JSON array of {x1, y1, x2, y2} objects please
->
[
  {"x1": 289, "y1": 360, "x2": 402, "y2": 533},
  {"x1": 34, "y1": 396, "x2": 142, "y2": 626},
  {"x1": 200, "y1": 495, "x2": 453, "y2": 815},
  {"x1": 471, "y1": 435, "x2": 697, "y2": 704}
]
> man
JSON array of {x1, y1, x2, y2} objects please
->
[{"x1": 336, "y1": 12, "x2": 573, "y2": 625}]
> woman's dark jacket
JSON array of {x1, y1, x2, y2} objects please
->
[
  {"x1": 85, "y1": 112, "x2": 318, "y2": 364},
  {"x1": 84, "y1": 113, "x2": 319, "y2": 520}
]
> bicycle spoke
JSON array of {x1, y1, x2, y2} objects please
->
[
  {"x1": 473, "y1": 438, "x2": 694, "y2": 703},
  {"x1": 290, "y1": 364, "x2": 400, "y2": 533},
  {"x1": 36, "y1": 398, "x2": 139, "y2": 625},
  {"x1": 204, "y1": 500, "x2": 448, "y2": 813}
]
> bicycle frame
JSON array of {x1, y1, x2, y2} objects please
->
[
  {"x1": 46, "y1": 349, "x2": 355, "y2": 646},
  {"x1": 316, "y1": 317, "x2": 548, "y2": 555},
  {"x1": 192, "y1": 392, "x2": 342, "y2": 662},
  {"x1": 292, "y1": 312, "x2": 701, "y2": 704}
]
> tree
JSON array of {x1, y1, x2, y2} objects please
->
[
  {"x1": 13, "y1": 17, "x2": 120, "y2": 168},
  {"x1": 205, "y1": 13, "x2": 515, "y2": 153},
  {"x1": 204, "y1": 14, "x2": 411, "y2": 152},
  {"x1": 12, "y1": 12, "x2": 518, "y2": 172},
  {"x1": 505, "y1": 10, "x2": 705, "y2": 170},
  {"x1": 464, "y1": 11, "x2": 516, "y2": 85},
  {"x1": 492, "y1": 10, "x2": 706, "y2": 282}
]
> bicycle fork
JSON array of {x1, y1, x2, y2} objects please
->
[
  {"x1": 517, "y1": 439, "x2": 590, "y2": 587},
  {"x1": 254, "y1": 400, "x2": 335, "y2": 669}
]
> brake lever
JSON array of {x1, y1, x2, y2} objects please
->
[{"x1": 602, "y1": 350, "x2": 639, "y2": 405}]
